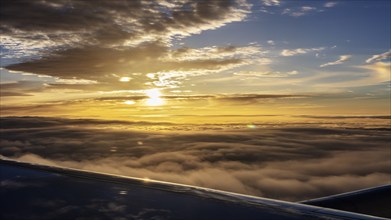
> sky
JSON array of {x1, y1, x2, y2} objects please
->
[
  {"x1": 0, "y1": 0, "x2": 390, "y2": 122},
  {"x1": 0, "y1": 0, "x2": 390, "y2": 202}
]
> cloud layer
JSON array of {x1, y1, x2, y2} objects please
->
[
  {"x1": 1, "y1": 0, "x2": 249, "y2": 54},
  {"x1": 281, "y1": 47, "x2": 324, "y2": 56},
  {"x1": 366, "y1": 50, "x2": 391, "y2": 63},
  {"x1": 1, "y1": 117, "x2": 389, "y2": 201},
  {"x1": 320, "y1": 55, "x2": 351, "y2": 67},
  {"x1": 2, "y1": 0, "x2": 257, "y2": 91}
]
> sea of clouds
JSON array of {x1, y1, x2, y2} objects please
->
[{"x1": 1, "y1": 116, "x2": 389, "y2": 201}]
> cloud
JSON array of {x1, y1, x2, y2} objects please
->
[
  {"x1": 211, "y1": 94, "x2": 305, "y2": 104},
  {"x1": 261, "y1": 0, "x2": 280, "y2": 6},
  {"x1": 0, "y1": 81, "x2": 48, "y2": 96},
  {"x1": 297, "y1": 115, "x2": 391, "y2": 120},
  {"x1": 282, "y1": 6, "x2": 318, "y2": 17},
  {"x1": 4, "y1": 43, "x2": 163, "y2": 80},
  {"x1": 1, "y1": 117, "x2": 389, "y2": 201},
  {"x1": 2, "y1": 1, "x2": 256, "y2": 91},
  {"x1": 52, "y1": 78, "x2": 98, "y2": 85},
  {"x1": 0, "y1": 91, "x2": 33, "y2": 97},
  {"x1": 301, "y1": 6, "x2": 316, "y2": 12},
  {"x1": 366, "y1": 49, "x2": 391, "y2": 63},
  {"x1": 303, "y1": 61, "x2": 389, "y2": 88},
  {"x1": 281, "y1": 47, "x2": 325, "y2": 56},
  {"x1": 1, "y1": 0, "x2": 250, "y2": 56},
  {"x1": 95, "y1": 94, "x2": 302, "y2": 102},
  {"x1": 324, "y1": 2, "x2": 338, "y2": 8},
  {"x1": 5, "y1": 43, "x2": 257, "y2": 90},
  {"x1": 234, "y1": 70, "x2": 298, "y2": 77},
  {"x1": 164, "y1": 45, "x2": 263, "y2": 62},
  {"x1": 320, "y1": 55, "x2": 351, "y2": 67},
  {"x1": 357, "y1": 62, "x2": 391, "y2": 84},
  {"x1": 267, "y1": 40, "x2": 275, "y2": 46},
  {"x1": 0, "y1": 92, "x2": 309, "y2": 118}
]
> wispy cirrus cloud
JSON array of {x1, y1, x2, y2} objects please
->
[
  {"x1": 267, "y1": 40, "x2": 276, "y2": 46},
  {"x1": 358, "y1": 62, "x2": 391, "y2": 85},
  {"x1": 323, "y1": 2, "x2": 338, "y2": 8},
  {"x1": 281, "y1": 47, "x2": 325, "y2": 56},
  {"x1": 282, "y1": 6, "x2": 318, "y2": 17},
  {"x1": 261, "y1": 0, "x2": 280, "y2": 7},
  {"x1": 234, "y1": 70, "x2": 298, "y2": 78},
  {"x1": 281, "y1": 2, "x2": 338, "y2": 18},
  {"x1": 366, "y1": 49, "x2": 391, "y2": 63},
  {"x1": 320, "y1": 55, "x2": 352, "y2": 67},
  {"x1": 164, "y1": 45, "x2": 264, "y2": 62}
]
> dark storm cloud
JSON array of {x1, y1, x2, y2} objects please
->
[{"x1": 1, "y1": 117, "x2": 390, "y2": 201}]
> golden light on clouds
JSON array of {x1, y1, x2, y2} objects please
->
[
  {"x1": 146, "y1": 73, "x2": 155, "y2": 79},
  {"x1": 0, "y1": 3, "x2": 390, "y2": 216},
  {"x1": 145, "y1": 89, "x2": 165, "y2": 106},
  {"x1": 0, "y1": 0, "x2": 389, "y2": 121},
  {"x1": 119, "y1": 77, "x2": 131, "y2": 82},
  {"x1": 362, "y1": 62, "x2": 391, "y2": 81},
  {"x1": 124, "y1": 100, "x2": 136, "y2": 105}
]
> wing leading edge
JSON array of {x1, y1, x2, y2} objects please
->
[
  {"x1": 301, "y1": 184, "x2": 391, "y2": 218},
  {"x1": 0, "y1": 159, "x2": 388, "y2": 220}
]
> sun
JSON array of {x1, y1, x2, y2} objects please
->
[{"x1": 145, "y1": 89, "x2": 164, "y2": 106}]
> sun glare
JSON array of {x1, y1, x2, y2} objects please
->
[{"x1": 145, "y1": 89, "x2": 164, "y2": 106}]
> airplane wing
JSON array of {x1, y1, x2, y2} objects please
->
[
  {"x1": 301, "y1": 184, "x2": 391, "y2": 218},
  {"x1": 0, "y1": 159, "x2": 388, "y2": 220}
]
